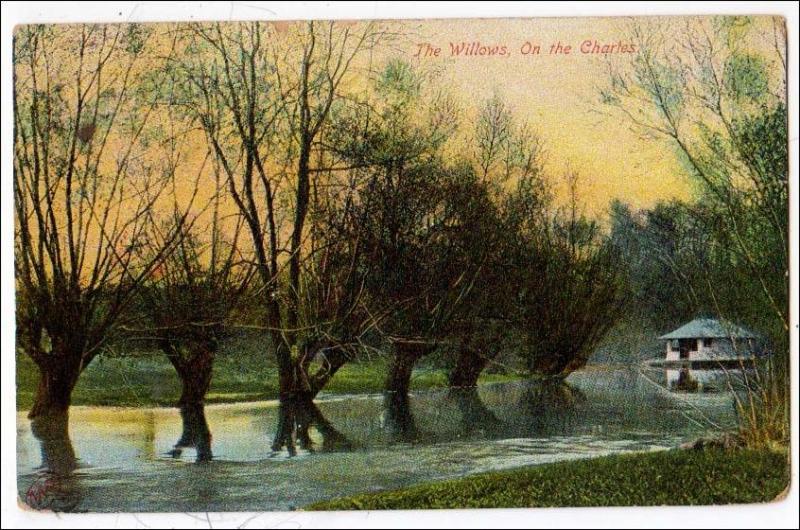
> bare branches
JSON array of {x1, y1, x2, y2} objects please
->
[
  {"x1": 601, "y1": 17, "x2": 788, "y2": 332},
  {"x1": 14, "y1": 24, "x2": 204, "y2": 415}
]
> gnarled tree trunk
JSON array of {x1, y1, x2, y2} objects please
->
[
  {"x1": 172, "y1": 403, "x2": 213, "y2": 462},
  {"x1": 383, "y1": 342, "x2": 435, "y2": 442},
  {"x1": 448, "y1": 346, "x2": 490, "y2": 389},
  {"x1": 272, "y1": 392, "x2": 354, "y2": 455},
  {"x1": 386, "y1": 342, "x2": 431, "y2": 396},
  {"x1": 30, "y1": 411, "x2": 77, "y2": 476},
  {"x1": 29, "y1": 352, "x2": 83, "y2": 420},
  {"x1": 163, "y1": 342, "x2": 216, "y2": 461}
]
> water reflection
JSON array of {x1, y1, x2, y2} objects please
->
[
  {"x1": 516, "y1": 381, "x2": 587, "y2": 435},
  {"x1": 448, "y1": 387, "x2": 501, "y2": 437},
  {"x1": 17, "y1": 370, "x2": 739, "y2": 512},
  {"x1": 30, "y1": 413, "x2": 77, "y2": 475},
  {"x1": 382, "y1": 390, "x2": 422, "y2": 443},
  {"x1": 272, "y1": 396, "x2": 354, "y2": 455},
  {"x1": 665, "y1": 368, "x2": 729, "y2": 393},
  {"x1": 168, "y1": 403, "x2": 213, "y2": 462},
  {"x1": 25, "y1": 413, "x2": 82, "y2": 512}
]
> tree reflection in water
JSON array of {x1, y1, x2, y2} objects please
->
[
  {"x1": 516, "y1": 380, "x2": 587, "y2": 436},
  {"x1": 272, "y1": 396, "x2": 354, "y2": 455},
  {"x1": 382, "y1": 390, "x2": 422, "y2": 443},
  {"x1": 168, "y1": 403, "x2": 213, "y2": 462},
  {"x1": 448, "y1": 387, "x2": 501, "y2": 437},
  {"x1": 26, "y1": 413, "x2": 81, "y2": 512}
]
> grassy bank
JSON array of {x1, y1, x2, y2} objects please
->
[
  {"x1": 15, "y1": 353, "x2": 520, "y2": 410},
  {"x1": 307, "y1": 448, "x2": 789, "y2": 510}
]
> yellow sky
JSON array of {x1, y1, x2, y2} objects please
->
[
  {"x1": 390, "y1": 16, "x2": 693, "y2": 216},
  {"x1": 15, "y1": 16, "x2": 782, "y2": 228}
]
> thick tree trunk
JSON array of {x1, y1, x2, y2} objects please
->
[
  {"x1": 271, "y1": 396, "x2": 298, "y2": 456},
  {"x1": 26, "y1": 411, "x2": 81, "y2": 512},
  {"x1": 385, "y1": 343, "x2": 428, "y2": 395},
  {"x1": 383, "y1": 389, "x2": 418, "y2": 442},
  {"x1": 448, "y1": 346, "x2": 490, "y2": 388},
  {"x1": 172, "y1": 403, "x2": 212, "y2": 462},
  {"x1": 383, "y1": 342, "x2": 433, "y2": 442},
  {"x1": 29, "y1": 411, "x2": 77, "y2": 475},
  {"x1": 271, "y1": 342, "x2": 355, "y2": 455},
  {"x1": 176, "y1": 352, "x2": 214, "y2": 407},
  {"x1": 163, "y1": 343, "x2": 215, "y2": 461},
  {"x1": 28, "y1": 355, "x2": 82, "y2": 419},
  {"x1": 295, "y1": 396, "x2": 353, "y2": 453},
  {"x1": 272, "y1": 389, "x2": 356, "y2": 454},
  {"x1": 162, "y1": 341, "x2": 215, "y2": 405}
]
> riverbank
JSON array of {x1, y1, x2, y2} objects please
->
[
  {"x1": 15, "y1": 353, "x2": 520, "y2": 410},
  {"x1": 306, "y1": 448, "x2": 789, "y2": 510}
]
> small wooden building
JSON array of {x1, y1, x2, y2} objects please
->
[{"x1": 659, "y1": 318, "x2": 758, "y2": 362}]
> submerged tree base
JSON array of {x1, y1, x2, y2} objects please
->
[{"x1": 306, "y1": 448, "x2": 789, "y2": 510}]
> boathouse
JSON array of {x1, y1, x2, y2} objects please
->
[{"x1": 659, "y1": 318, "x2": 759, "y2": 362}]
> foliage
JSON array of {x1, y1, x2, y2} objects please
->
[
  {"x1": 603, "y1": 16, "x2": 788, "y2": 447},
  {"x1": 13, "y1": 24, "x2": 196, "y2": 417}
]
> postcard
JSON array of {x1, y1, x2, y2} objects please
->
[{"x1": 10, "y1": 10, "x2": 791, "y2": 516}]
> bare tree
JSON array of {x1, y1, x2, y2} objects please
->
[
  {"x1": 13, "y1": 24, "x2": 196, "y2": 419},
  {"x1": 601, "y1": 16, "x2": 788, "y2": 445},
  {"x1": 172, "y1": 20, "x2": 391, "y2": 452},
  {"x1": 133, "y1": 139, "x2": 251, "y2": 460}
]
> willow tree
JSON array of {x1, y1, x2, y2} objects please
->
[
  {"x1": 511, "y1": 174, "x2": 625, "y2": 378},
  {"x1": 131, "y1": 126, "x2": 252, "y2": 460},
  {"x1": 13, "y1": 24, "x2": 195, "y2": 419},
  {"x1": 173, "y1": 20, "x2": 391, "y2": 452},
  {"x1": 601, "y1": 16, "x2": 788, "y2": 339},
  {"x1": 448, "y1": 95, "x2": 549, "y2": 389}
]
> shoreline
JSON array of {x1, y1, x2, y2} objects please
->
[{"x1": 305, "y1": 447, "x2": 790, "y2": 510}]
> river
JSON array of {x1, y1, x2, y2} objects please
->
[{"x1": 16, "y1": 368, "x2": 738, "y2": 512}]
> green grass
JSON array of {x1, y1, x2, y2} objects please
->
[
  {"x1": 15, "y1": 352, "x2": 521, "y2": 410},
  {"x1": 306, "y1": 448, "x2": 790, "y2": 510}
]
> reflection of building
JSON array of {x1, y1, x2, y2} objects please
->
[
  {"x1": 659, "y1": 318, "x2": 759, "y2": 362},
  {"x1": 666, "y1": 368, "x2": 726, "y2": 392}
]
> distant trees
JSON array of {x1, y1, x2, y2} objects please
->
[
  {"x1": 13, "y1": 24, "x2": 195, "y2": 419},
  {"x1": 602, "y1": 16, "x2": 788, "y2": 342},
  {"x1": 603, "y1": 16, "x2": 788, "y2": 445}
]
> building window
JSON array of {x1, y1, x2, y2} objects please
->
[
  {"x1": 703, "y1": 338, "x2": 713, "y2": 348},
  {"x1": 670, "y1": 339, "x2": 679, "y2": 351}
]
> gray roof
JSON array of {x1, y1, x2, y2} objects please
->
[{"x1": 658, "y1": 318, "x2": 757, "y2": 340}]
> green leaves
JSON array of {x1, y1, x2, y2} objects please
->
[{"x1": 724, "y1": 54, "x2": 769, "y2": 103}]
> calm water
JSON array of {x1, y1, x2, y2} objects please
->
[{"x1": 16, "y1": 369, "x2": 738, "y2": 512}]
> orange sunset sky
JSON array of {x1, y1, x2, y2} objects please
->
[
  {"x1": 398, "y1": 16, "x2": 692, "y2": 216},
  {"x1": 382, "y1": 15, "x2": 782, "y2": 216}
]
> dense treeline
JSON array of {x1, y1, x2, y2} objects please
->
[{"x1": 13, "y1": 21, "x2": 624, "y2": 454}]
